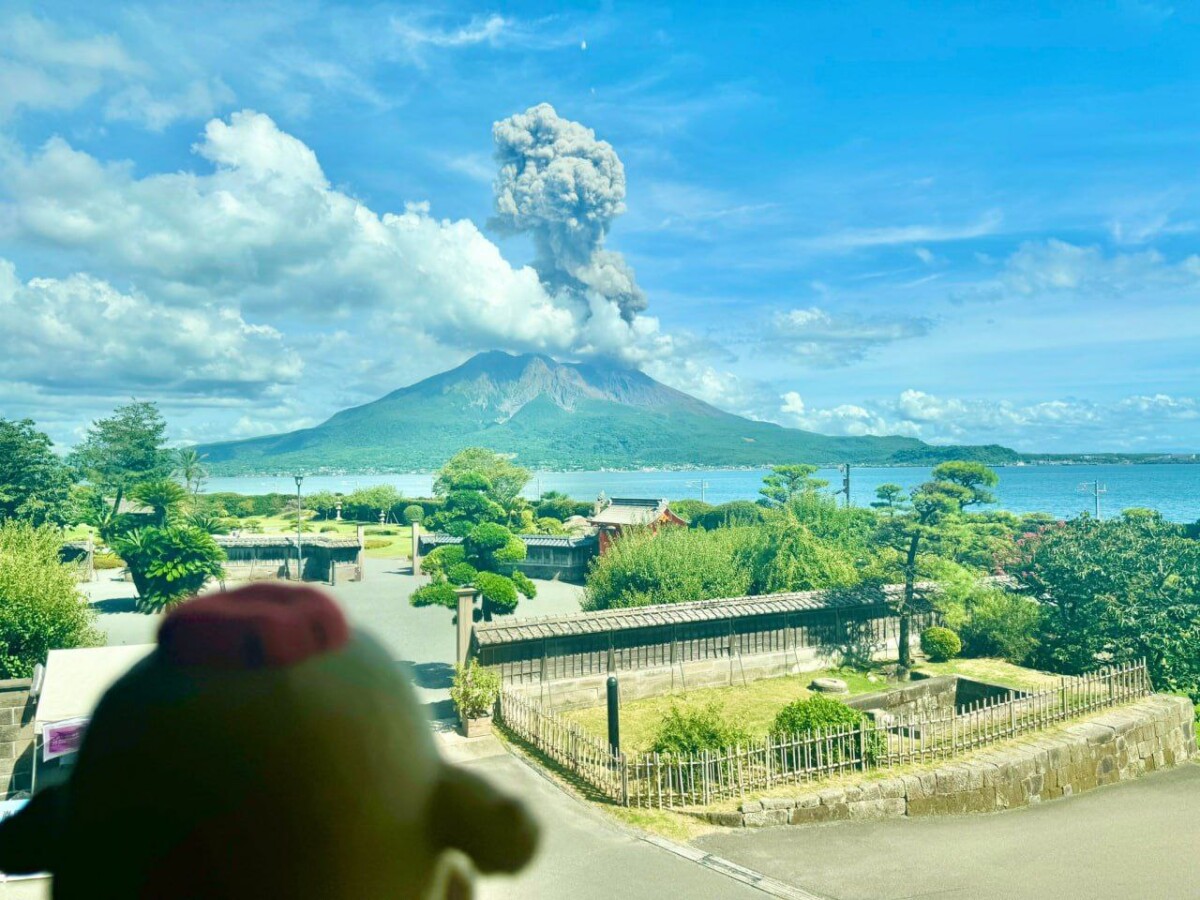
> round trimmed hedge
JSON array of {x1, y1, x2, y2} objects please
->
[{"x1": 921, "y1": 626, "x2": 963, "y2": 662}]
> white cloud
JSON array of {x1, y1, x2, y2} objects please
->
[
  {"x1": 777, "y1": 387, "x2": 1199, "y2": 450},
  {"x1": 392, "y1": 13, "x2": 509, "y2": 51},
  {"x1": 766, "y1": 307, "x2": 932, "y2": 366},
  {"x1": 1001, "y1": 238, "x2": 1200, "y2": 296},
  {"x1": 0, "y1": 259, "x2": 300, "y2": 396},
  {"x1": 0, "y1": 15, "x2": 142, "y2": 119},
  {"x1": 0, "y1": 110, "x2": 675, "y2": 414},
  {"x1": 105, "y1": 77, "x2": 235, "y2": 132},
  {"x1": 793, "y1": 210, "x2": 1002, "y2": 254}
]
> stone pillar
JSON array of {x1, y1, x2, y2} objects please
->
[
  {"x1": 355, "y1": 525, "x2": 365, "y2": 581},
  {"x1": 455, "y1": 586, "x2": 478, "y2": 668},
  {"x1": 411, "y1": 522, "x2": 422, "y2": 575}
]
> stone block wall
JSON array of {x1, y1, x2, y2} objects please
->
[
  {"x1": 707, "y1": 694, "x2": 1195, "y2": 828},
  {"x1": 0, "y1": 679, "x2": 34, "y2": 798}
]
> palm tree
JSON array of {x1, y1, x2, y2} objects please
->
[{"x1": 175, "y1": 448, "x2": 208, "y2": 497}]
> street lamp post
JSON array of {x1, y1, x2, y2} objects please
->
[{"x1": 294, "y1": 474, "x2": 304, "y2": 581}]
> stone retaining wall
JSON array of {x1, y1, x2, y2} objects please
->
[
  {"x1": 0, "y1": 679, "x2": 34, "y2": 798},
  {"x1": 706, "y1": 694, "x2": 1195, "y2": 828}
]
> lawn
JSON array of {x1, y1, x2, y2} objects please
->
[
  {"x1": 561, "y1": 658, "x2": 1062, "y2": 753},
  {"x1": 561, "y1": 666, "x2": 888, "y2": 753},
  {"x1": 250, "y1": 516, "x2": 413, "y2": 559}
]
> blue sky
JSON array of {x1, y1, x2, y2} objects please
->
[{"x1": 1, "y1": 0, "x2": 1198, "y2": 453}]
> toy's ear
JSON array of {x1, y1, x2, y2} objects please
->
[
  {"x1": 0, "y1": 785, "x2": 66, "y2": 875},
  {"x1": 428, "y1": 764, "x2": 539, "y2": 876}
]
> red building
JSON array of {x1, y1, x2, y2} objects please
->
[{"x1": 588, "y1": 497, "x2": 686, "y2": 553}]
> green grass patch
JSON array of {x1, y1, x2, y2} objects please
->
[
  {"x1": 248, "y1": 517, "x2": 412, "y2": 559},
  {"x1": 561, "y1": 666, "x2": 890, "y2": 753}
]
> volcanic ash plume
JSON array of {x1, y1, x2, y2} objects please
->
[{"x1": 491, "y1": 103, "x2": 647, "y2": 322}]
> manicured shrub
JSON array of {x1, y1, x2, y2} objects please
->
[
  {"x1": 770, "y1": 695, "x2": 865, "y2": 737},
  {"x1": 921, "y1": 626, "x2": 963, "y2": 662},
  {"x1": 447, "y1": 562, "x2": 478, "y2": 585},
  {"x1": 363, "y1": 538, "x2": 392, "y2": 550},
  {"x1": 421, "y1": 544, "x2": 465, "y2": 579},
  {"x1": 410, "y1": 580, "x2": 457, "y2": 610},
  {"x1": 364, "y1": 526, "x2": 398, "y2": 536},
  {"x1": 473, "y1": 571, "x2": 518, "y2": 616},
  {"x1": 403, "y1": 504, "x2": 425, "y2": 525},
  {"x1": 651, "y1": 702, "x2": 749, "y2": 755},
  {"x1": 960, "y1": 588, "x2": 1040, "y2": 664},
  {"x1": 450, "y1": 659, "x2": 501, "y2": 720},
  {"x1": 770, "y1": 695, "x2": 883, "y2": 764},
  {"x1": 319, "y1": 525, "x2": 339, "y2": 533}
]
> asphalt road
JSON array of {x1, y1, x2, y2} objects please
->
[
  {"x1": 81, "y1": 558, "x2": 586, "y2": 718},
  {"x1": 694, "y1": 761, "x2": 1200, "y2": 900}
]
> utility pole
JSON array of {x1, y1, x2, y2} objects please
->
[
  {"x1": 836, "y1": 464, "x2": 851, "y2": 507},
  {"x1": 294, "y1": 474, "x2": 304, "y2": 581},
  {"x1": 688, "y1": 479, "x2": 710, "y2": 502},
  {"x1": 1078, "y1": 480, "x2": 1106, "y2": 519}
]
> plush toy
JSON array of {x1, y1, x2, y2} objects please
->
[{"x1": 0, "y1": 583, "x2": 538, "y2": 898}]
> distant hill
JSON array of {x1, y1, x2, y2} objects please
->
[{"x1": 196, "y1": 351, "x2": 1019, "y2": 473}]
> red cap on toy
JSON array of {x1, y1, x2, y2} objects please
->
[{"x1": 158, "y1": 583, "x2": 350, "y2": 669}]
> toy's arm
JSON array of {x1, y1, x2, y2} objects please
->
[
  {"x1": 0, "y1": 785, "x2": 65, "y2": 875},
  {"x1": 428, "y1": 764, "x2": 539, "y2": 876}
]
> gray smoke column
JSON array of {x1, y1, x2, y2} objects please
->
[{"x1": 492, "y1": 103, "x2": 647, "y2": 322}]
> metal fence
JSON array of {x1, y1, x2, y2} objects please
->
[{"x1": 497, "y1": 660, "x2": 1151, "y2": 809}]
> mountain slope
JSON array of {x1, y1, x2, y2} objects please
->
[{"x1": 197, "y1": 351, "x2": 1018, "y2": 473}]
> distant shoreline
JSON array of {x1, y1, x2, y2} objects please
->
[{"x1": 202, "y1": 458, "x2": 1200, "y2": 479}]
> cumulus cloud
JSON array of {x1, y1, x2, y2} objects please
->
[
  {"x1": 778, "y1": 387, "x2": 1199, "y2": 451},
  {"x1": 767, "y1": 307, "x2": 932, "y2": 366},
  {"x1": 0, "y1": 259, "x2": 300, "y2": 396},
  {"x1": 0, "y1": 110, "x2": 590, "y2": 353},
  {"x1": 491, "y1": 102, "x2": 648, "y2": 322}
]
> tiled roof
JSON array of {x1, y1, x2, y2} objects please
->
[
  {"x1": 589, "y1": 497, "x2": 669, "y2": 526},
  {"x1": 473, "y1": 582, "x2": 937, "y2": 647},
  {"x1": 419, "y1": 533, "x2": 597, "y2": 549}
]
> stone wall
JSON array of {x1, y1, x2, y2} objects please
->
[
  {"x1": 0, "y1": 679, "x2": 34, "y2": 798},
  {"x1": 706, "y1": 694, "x2": 1195, "y2": 828},
  {"x1": 845, "y1": 675, "x2": 1020, "y2": 723}
]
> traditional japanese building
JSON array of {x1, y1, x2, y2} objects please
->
[{"x1": 588, "y1": 497, "x2": 686, "y2": 552}]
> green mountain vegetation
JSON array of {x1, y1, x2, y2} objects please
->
[{"x1": 196, "y1": 351, "x2": 1019, "y2": 473}]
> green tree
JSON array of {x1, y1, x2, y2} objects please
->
[
  {"x1": 0, "y1": 419, "x2": 74, "y2": 526},
  {"x1": 127, "y1": 479, "x2": 190, "y2": 526},
  {"x1": 433, "y1": 448, "x2": 531, "y2": 511},
  {"x1": 344, "y1": 485, "x2": 403, "y2": 522},
  {"x1": 412, "y1": 521, "x2": 536, "y2": 620},
  {"x1": 871, "y1": 483, "x2": 904, "y2": 515},
  {"x1": 583, "y1": 526, "x2": 754, "y2": 610},
  {"x1": 759, "y1": 464, "x2": 828, "y2": 507},
  {"x1": 428, "y1": 472, "x2": 505, "y2": 536},
  {"x1": 112, "y1": 525, "x2": 226, "y2": 613},
  {"x1": 70, "y1": 401, "x2": 172, "y2": 531},
  {"x1": 0, "y1": 522, "x2": 101, "y2": 677},
  {"x1": 873, "y1": 463, "x2": 999, "y2": 669},
  {"x1": 174, "y1": 448, "x2": 208, "y2": 498},
  {"x1": 1009, "y1": 515, "x2": 1200, "y2": 702},
  {"x1": 304, "y1": 491, "x2": 342, "y2": 520}
]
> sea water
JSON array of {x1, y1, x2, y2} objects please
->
[{"x1": 203, "y1": 464, "x2": 1199, "y2": 523}]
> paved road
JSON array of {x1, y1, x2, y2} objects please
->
[
  {"x1": 454, "y1": 742, "x2": 765, "y2": 900},
  {"x1": 695, "y1": 762, "x2": 1200, "y2": 900},
  {"x1": 81, "y1": 559, "x2": 585, "y2": 718}
]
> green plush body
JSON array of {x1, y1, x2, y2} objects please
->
[{"x1": 0, "y1": 588, "x2": 537, "y2": 899}]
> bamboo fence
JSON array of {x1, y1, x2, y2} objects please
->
[{"x1": 497, "y1": 660, "x2": 1151, "y2": 808}]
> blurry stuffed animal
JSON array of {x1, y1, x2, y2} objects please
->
[{"x1": 0, "y1": 583, "x2": 538, "y2": 898}]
